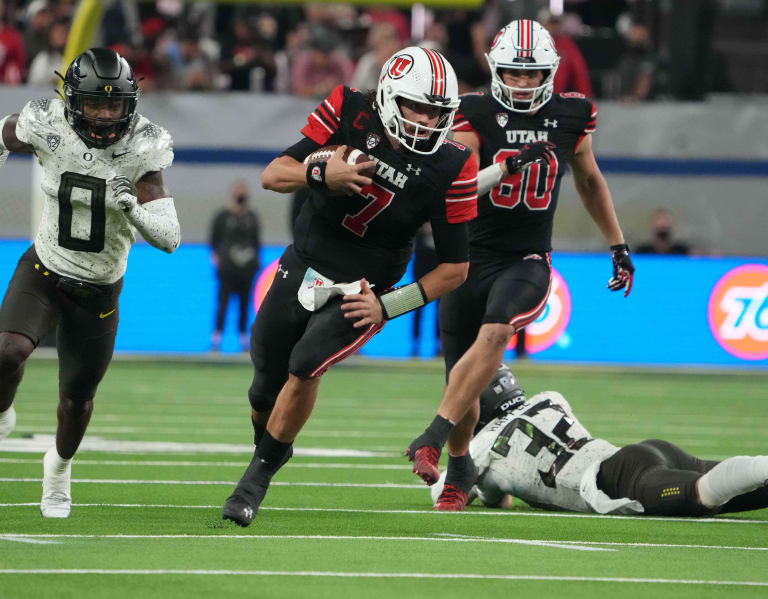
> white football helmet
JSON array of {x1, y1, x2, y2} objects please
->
[
  {"x1": 376, "y1": 46, "x2": 459, "y2": 155},
  {"x1": 486, "y1": 20, "x2": 560, "y2": 113}
]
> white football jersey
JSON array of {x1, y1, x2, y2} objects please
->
[
  {"x1": 15, "y1": 98, "x2": 174, "y2": 284},
  {"x1": 460, "y1": 391, "x2": 640, "y2": 514}
]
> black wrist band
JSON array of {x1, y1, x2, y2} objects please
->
[
  {"x1": 306, "y1": 161, "x2": 328, "y2": 191},
  {"x1": 610, "y1": 243, "x2": 630, "y2": 253}
]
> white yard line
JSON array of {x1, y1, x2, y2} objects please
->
[
  {"x1": 11, "y1": 425, "x2": 411, "y2": 438},
  {"x1": 2, "y1": 502, "x2": 767, "y2": 526},
  {"x1": 0, "y1": 504, "x2": 768, "y2": 525},
  {"x1": 0, "y1": 458, "x2": 403, "y2": 470},
  {"x1": 3, "y1": 533, "x2": 767, "y2": 553},
  {"x1": 0, "y1": 569, "x2": 767, "y2": 586},
  {"x1": 0, "y1": 478, "x2": 423, "y2": 489},
  {"x1": 0, "y1": 536, "x2": 61, "y2": 545},
  {"x1": 0, "y1": 533, "x2": 611, "y2": 552},
  {"x1": 0, "y1": 436, "x2": 397, "y2": 457}
]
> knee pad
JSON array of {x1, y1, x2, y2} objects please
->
[
  {"x1": 0, "y1": 334, "x2": 33, "y2": 375},
  {"x1": 59, "y1": 396, "x2": 93, "y2": 417},
  {"x1": 248, "y1": 369, "x2": 280, "y2": 413}
]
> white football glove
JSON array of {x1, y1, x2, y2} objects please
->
[{"x1": 107, "y1": 174, "x2": 138, "y2": 213}]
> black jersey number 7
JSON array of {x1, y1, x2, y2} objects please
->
[
  {"x1": 342, "y1": 182, "x2": 395, "y2": 237},
  {"x1": 57, "y1": 172, "x2": 107, "y2": 253}
]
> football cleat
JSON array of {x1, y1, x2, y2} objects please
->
[
  {"x1": 222, "y1": 448, "x2": 292, "y2": 527},
  {"x1": 434, "y1": 484, "x2": 469, "y2": 511},
  {"x1": 433, "y1": 453, "x2": 477, "y2": 511},
  {"x1": 0, "y1": 406, "x2": 16, "y2": 441},
  {"x1": 406, "y1": 445, "x2": 441, "y2": 486},
  {"x1": 41, "y1": 447, "x2": 72, "y2": 518}
]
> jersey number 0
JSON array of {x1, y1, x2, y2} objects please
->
[{"x1": 57, "y1": 172, "x2": 106, "y2": 253}]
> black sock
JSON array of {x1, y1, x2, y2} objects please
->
[
  {"x1": 446, "y1": 453, "x2": 476, "y2": 490},
  {"x1": 258, "y1": 430, "x2": 293, "y2": 468},
  {"x1": 423, "y1": 415, "x2": 454, "y2": 448},
  {"x1": 252, "y1": 419, "x2": 266, "y2": 446}
]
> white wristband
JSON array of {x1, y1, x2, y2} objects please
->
[{"x1": 477, "y1": 162, "x2": 504, "y2": 196}]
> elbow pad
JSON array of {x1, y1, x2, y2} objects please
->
[
  {"x1": 476, "y1": 162, "x2": 504, "y2": 196},
  {"x1": 125, "y1": 197, "x2": 180, "y2": 253}
]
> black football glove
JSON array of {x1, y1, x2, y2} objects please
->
[
  {"x1": 505, "y1": 141, "x2": 556, "y2": 174},
  {"x1": 607, "y1": 243, "x2": 634, "y2": 297}
]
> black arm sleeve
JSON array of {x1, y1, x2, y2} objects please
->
[
  {"x1": 431, "y1": 218, "x2": 469, "y2": 264},
  {"x1": 280, "y1": 137, "x2": 324, "y2": 162}
]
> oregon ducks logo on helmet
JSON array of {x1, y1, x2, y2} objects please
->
[{"x1": 104, "y1": 85, "x2": 113, "y2": 93}]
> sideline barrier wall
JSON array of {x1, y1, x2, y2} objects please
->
[{"x1": 1, "y1": 240, "x2": 765, "y2": 367}]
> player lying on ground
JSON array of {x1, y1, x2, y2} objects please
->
[
  {"x1": 429, "y1": 365, "x2": 768, "y2": 516},
  {"x1": 405, "y1": 19, "x2": 634, "y2": 511},
  {"x1": 0, "y1": 48, "x2": 178, "y2": 518},
  {"x1": 221, "y1": 47, "x2": 478, "y2": 527}
]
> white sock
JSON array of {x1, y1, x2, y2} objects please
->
[
  {"x1": 697, "y1": 456, "x2": 768, "y2": 508},
  {"x1": 0, "y1": 405, "x2": 15, "y2": 423},
  {"x1": 48, "y1": 448, "x2": 73, "y2": 474},
  {"x1": 0, "y1": 406, "x2": 16, "y2": 434}
]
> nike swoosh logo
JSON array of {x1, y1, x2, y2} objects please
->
[
  {"x1": 112, "y1": 151, "x2": 130, "y2": 158},
  {"x1": 99, "y1": 309, "x2": 116, "y2": 319}
]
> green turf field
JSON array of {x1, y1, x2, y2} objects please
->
[{"x1": 2, "y1": 358, "x2": 767, "y2": 598}]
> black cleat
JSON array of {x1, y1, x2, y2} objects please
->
[
  {"x1": 222, "y1": 496, "x2": 258, "y2": 527},
  {"x1": 221, "y1": 447, "x2": 292, "y2": 527}
]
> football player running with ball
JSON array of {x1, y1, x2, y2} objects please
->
[
  {"x1": 431, "y1": 365, "x2": 768, "y2": 518},
  {"x1": 0, "y1": 49, "x2": 179, "y2": 518},
  {"x1": 222, "y1": 47, "x2": 478, "y2": 527},
  {"x1": 406, "y1": 20, "x2": 634, "y2": 510}
]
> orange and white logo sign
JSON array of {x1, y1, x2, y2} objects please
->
[
  {"x1": 253, "y1": 258, "x2": 280, "y2": 312},
  {"x1": 509, "y1": 268, "x2": 572, "y2": 354},
  {"x1": 708, "y1": 264, "x2": 768, "y2": 360}
]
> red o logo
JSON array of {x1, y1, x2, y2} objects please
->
[
  {"x1": 708, "y1": 264, "x2": 768, "y2": 360},
  {"x1": 509, "y1": 267, "x2": 571, "y2": 354},
  {"x1": 388, "y1": 55, "x2": 414, "y2": 79}
]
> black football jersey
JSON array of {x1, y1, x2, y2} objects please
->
[
  {"x1": 291, "y1": 85, "x2": 478, "y2": 289},
  {"x1": 453, "y1": 92, "x2": 597, "y2": 255}
]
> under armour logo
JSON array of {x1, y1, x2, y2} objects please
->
[
  {"x1": 277, "y1": 265, "x2": 289, "y2": 279},
  {"x1": 543, "y1": 119, "x2": 558, "y2": 128},
  {"x1": 406, "y1": 164, "x2": 421, "y2": 176},
  {"x1": 243, "y1": 506, "x2": 254, "y2": 519}
]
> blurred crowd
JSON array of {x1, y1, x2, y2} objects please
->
[{"x1": 0, "y1": 0, "x2": 734, "y2": 100}]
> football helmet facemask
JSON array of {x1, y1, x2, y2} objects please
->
[
  {"x1": 62, "y1": 48, "x2": 139, "y2": 149},
  {"x1": 376, "y1": 46, "x2": 459, "y2": 155},
  {"x1": 486, "y1": 20, "x2": 560, "y2": 114},
  {"x1": 475, "y1": 364, "x2": 526, "y2": 435}
]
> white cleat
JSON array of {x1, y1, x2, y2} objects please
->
[
  {"x1": 41, "y1": 447, "x2": 72, "y2": 518},
  {"x1": 0, "y1": 406, "x2": 16, "y2": 441}
]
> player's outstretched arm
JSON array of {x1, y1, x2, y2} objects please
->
[
  {"x1": 569, "y1": 134, "x2": 624, "y2": 244},
  {"x1": 1, "y1": 114, "x2": 35, "y2": 166},
  {"x1": 569, "y1": 134, "x2": 634, "y2": 296},
  {"x1": 108, "y1": 171, "x2": 180, "y2": 253}
]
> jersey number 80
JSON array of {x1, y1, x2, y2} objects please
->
[{"x1": 490, "y1": 149, "x2": 558, "y2": 211}]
